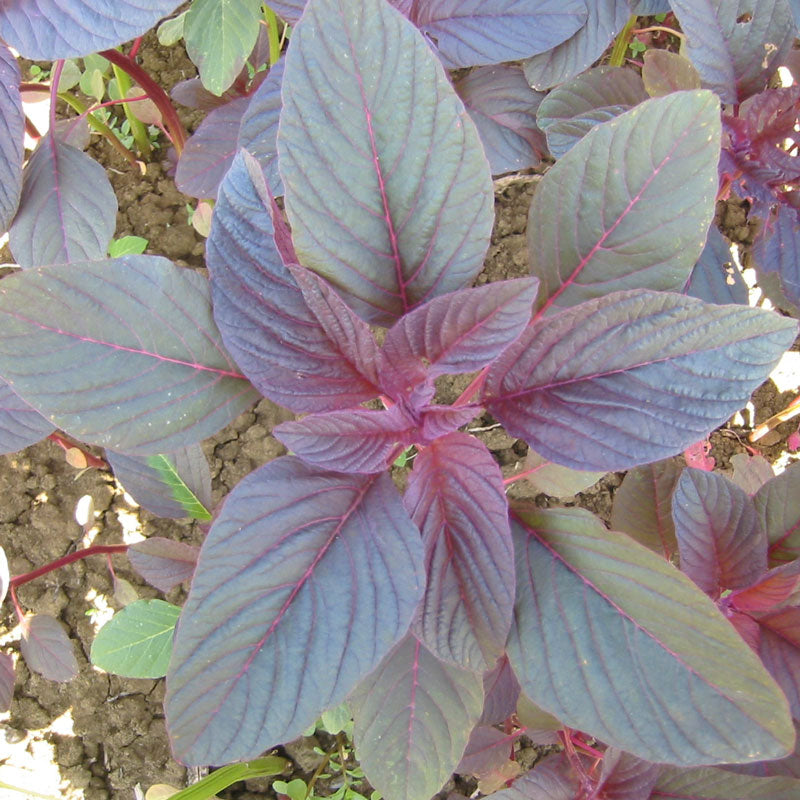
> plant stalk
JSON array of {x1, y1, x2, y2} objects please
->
[
  {"x1": 110, "y1": 59, "x2": 152, "y2": 158},
  {"x1": 608, "y1": 14, "x2": 638, "y2": 68},
  {"x1": 9, "y1": 544, "x2": 129, "y2": 590}
]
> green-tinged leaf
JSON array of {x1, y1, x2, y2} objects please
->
[
  {"x1": 91, "y1": 599, "x2": 180, "y2": 678},
  {"x1": 529, "y1": 92, "x2": 720, "y2": 311},
  {"x1": 652, "y1": 765, "x2": 800, "y2": 798},
  {"x1": 0, "y1": 256, "x2": 259, "y2": 453},
  {"x1": 507, "y1": 507, "x2": 795, "y2": 765},
  {"x1": 184, "y1": 0, "x2": 263, "y2": 96},
  {"x1": 352, "y1": 634, "x2": 484, "y2": 800},
  {"x1": 108, "y1": 235, "x2": 148, "y2": 258},
  {"x1": 522, "y1": 448, "x2": 605, "y2": 497},
  {"x1": 642, "y1": 50, "x2": 702, "y2": 97},
  {"x1": 146, "y1": 454, "x2": 212, "y2": 521},
  {"x1": 278, "y1": 0, "x2": 493, "y2": 325},
  {"x1": 158, "y1": 11, "x2": 187, "y2": 47}
]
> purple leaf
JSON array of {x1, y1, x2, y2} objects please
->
[
  {"x1": 685, "y1": 226, "x2": 748, "y2": 306},
  {"x1": 755, "y1": 462, "x2": 800, "y2": 565},
  {"x1": 507, "y1": 506, "x2": 795, "y2": 764},
  {"x1": 379, "y1": 279, "x2": 537, "y2": 400},
  {"x1": 238, "y1": 58, "x2": 284, "y2": 196},
  {"x1": 208, "y1": 151, "x2": 382, "y2": 412},
  {"x1": 726, "y1": 722, "x2": 800, "y2": 778},
  {"x1": 107, "y1": 444, "x2": 212, "y2": 519},
  {"x1": 489, "y1": 753, "x2": 578, "y2": 800},
  {"x1": 0, "y1": 377, "x2": 55, "y2": 454},
  {"x1": 753, "y1": 206, "x2": 800, "y2": 309},
  {"x1": 536, "y1": 66, "x2": 648, "y2": 159},
  {"x1": 523, "y1": 0, "x2": 630, "y2": 90},
  {"x1": 418, "y1": 405, "x2": 480, "y2": 441},
  {"x1": 672, "y1": 469, "x2": 766, "y2": 597},
  {"x1": 351, "y1": 633, "x2": 484, "y2": 800},
  {"x1": 609, "y1": 459, "x2": 681, "y2": 559},
  {"x1": 171, "y1": 78, "x2": 232, "y2": 111},
  {"x1": 456, "y1": 725, "x2": 515, "y2": 779},
  {"x1": 288, "y1": 266, "x2": 381, "y2": 390},
  {"x1": 631, "y1": 0, "x2": 670, "y2": 11},
  {"x1": 183, "y1": 0, "x2": 262, "y2": 96},
  {"x1": 19, "y1": 613, "x2": 78, "y2": 682},
  {"x1": 670, "y1": 0, "x2": 794, "y2": 104},
  {"x1": 479, "y1": 655, "x2": 520, "y2": 726},
  {"x1": 268, "y1": 0, "x2": 305, "y2": 23},
  {"x1": 455, "y1": 65, "x2": 547, "y2": 175},
  {"x1": 127, "y1": 538, "x2": 199, "y2": 593},
  {"x1": 653, "y1": 764, "x2": 800, "y2": 798},
  {"x1": 274, "y1": 406, "x2": 413, "y2": 474},
  {"x1": 0, "y1": 651, "x2": 13, "y2": 711},
  {"x1": 642, "y1": 50, "x2": 702, "y2": 97},
  {"x1": 9, "y1": 133, "x2": 117, "y2": 268},
  {"x1": 410, "y1": 0, "x2": 587, "y2": 69},
  {"x1": 595, "y1": 748, "x2": 662, "y2": 800},
  {"x1": 729, "y1": 561, "x2": 800, "y2": 613},
  {"x1": 529, "y1": 92, "x2": 720, "y2": 311},
  {"x1": 175, "y1": 96, "x2": 251, "y2": 199},
  {"x1": 278, "y1": 0, "x2": 494, "y2": 325},
  {"x1": 0, "y1": 0, "x2": 183, "y2": 59},
  {"x1": 730, "y1": 453, "x2": 775, "y2": 496},
  {"x1": 754, "y1": 607, "x2": 800, "y2": 716},
  {"x1": 0, "y1": 256, "x2": 259, "y2": 453},
  {"x1": 405, "y1": 433, "x2": 514, "y2": 671},
  {"x1": 484, "y1": 290, "x2": 796, "y2": 472},
  {"x1": 165, "y1": 457, "x2": 424, "y2": 765},
  {"x1": 0, "y1": 44, "x2": 23, "y2": 235}
]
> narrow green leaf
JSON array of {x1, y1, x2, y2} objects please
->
[
  {"x1": 91, "y1": 599, "x2": 181, "y2": 678},
  {"x1": 146, "y1": 454, "x2": 212, "y2": 521}
]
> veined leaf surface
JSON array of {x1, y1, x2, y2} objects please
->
[
  {"x1": 0, "y1": 44, "x2": 23, "y2": 235},
  {"x1": 528, "y1": 92, "x2": 720, "y2": 311},
  {"x1": 0, "y1": 256, "x2": 258, "y2": 453},
  {"x1": 278, "y1": 0, "x2": 493, "y2": 325},
  {"x1": 166, "y1": 457, "x2": 424, "y2": 765},
  {"x1": 507, "y1": 507, "x2": 795, "y2": 764}
]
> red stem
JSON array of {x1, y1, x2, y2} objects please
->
[
  {"x1": 9, "y1": 544, "x2": 129, "y2": 590},
  {"x1": 453, "y1": 368, "x2": 489, "y2": 406},
  {"x1": 49, "y1": 60, "x2": 64, "y2": 134},
  {"x1": 47, "y1": 432, "x2": 107, "y2": 469},
  {"x1": 503, "y1": 462, "x2": 547, "y2": 486},
  {"x1": 99, "y1": 48, "x2": 188, "y2": 153}
]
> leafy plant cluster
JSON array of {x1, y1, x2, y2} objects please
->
[{"x1": 1, "y1": 1, "x2": 800, "y2": 799}]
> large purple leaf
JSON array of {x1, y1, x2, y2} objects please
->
[
  {"x1": 0, "y1": 44, "x2": 23, "y2": 235},
  {"x1": 0, "y1": 0, "x2": 182, "y2": 59},
  {"x1": 685, "y1": 226, "x2": 749, "y2": 306},
  {"x1": 19, "y1": 613, "x2": 78, "y2": 682},
  {"x1": 278, "y1": 0, "x2": 493, "y2": 326},
  {"x1": 409, "y1": 0, "x2": 587, "y2": 69},
  {"x1": 127, "y1": 538, "x2": 199, "y2": 593},
  {"x1": 670, "y1": 0, "x2": 794, "y2": 104},
  {"x1": 609, "y1": 459, "x2": 680, "y2": 559},
  {"x1": 672, "y1": 469, "x2": 766, "y2": 597},
  {"x1": 404, "y1": 433, "x2": 514, "y2": 671},
  {"x1": 483, "y1": 290, "x2": 797, "y2": 472},
  {"x1": 528, "y1": 92, "x2": 720, "y2": 312},
  {"x1": 165, "y1": 457, "x2": 425, "y2": 765},
  {"x1": 479, "y1": 655, "x2": 520, "y2": 726},
  {"x1": 107, "y1": 444, "x2": 212, "y2": 519},
  {"x1": 0, "y1": 651, "x2": 13, "y2": 712},
  {"x1": 507, "y1": 506, "x2": 795, "y2": 765},
  {"x1": 269, "y1": 0, "x2": 305, "y2": 22},
  {"x1": 490, "y1": 753, "x2": 578, "y2": 800},
  {"x1": 522, "y1": 0, "x2": 629, "y2": 90},
  {"x1": 237, "y1": 58, "x2": 284, "y2": 196},
  {"x1": 0, "y1": 256, "x2": 259, "y2": 453},
  {"x1": 726, "y1": 723, "x2": 800, "y2": 778},
  {"x1": 378, "y1": 278, "x2": 537, "y2": 400},
  {"x1": 652, "y1": 765, "x2": 800, "y2": 798},
  {"x1": 9, "y1": 133, "x2": 117, "y2": 268},
  {"x1": 274, "y1": 406, "x2": 414, "y2": 474},
  {"x1": 536, "y1": 66, "x2": 648, "y2": 159},
  {"x1": 351, "y1": 633, "x2": 484, "y2": 800},
  {"x1": 455, "y1": 66, "x2": 547, "y2": 176},
  {"x1": 207, "y1": 151, "x2": 381, "y2": 412},
  {"x1": 0, "y1": 377, "x2": 54, "y2": 454},
  {"x1": 175, "y1": 96, "x2": 250, "y2": 200},
  {"x1": 755, "y1": 462, "x2": 800, "y2": 565},
  {"x1": 595, "y1": 749, "x2": 662, "y2": 800},
  {"x1": 753, "y1": 207, "x2": 800, "y2": 309},
  {"x1": 756, "y1": 608, "x2": 800, "y2": 717}
]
